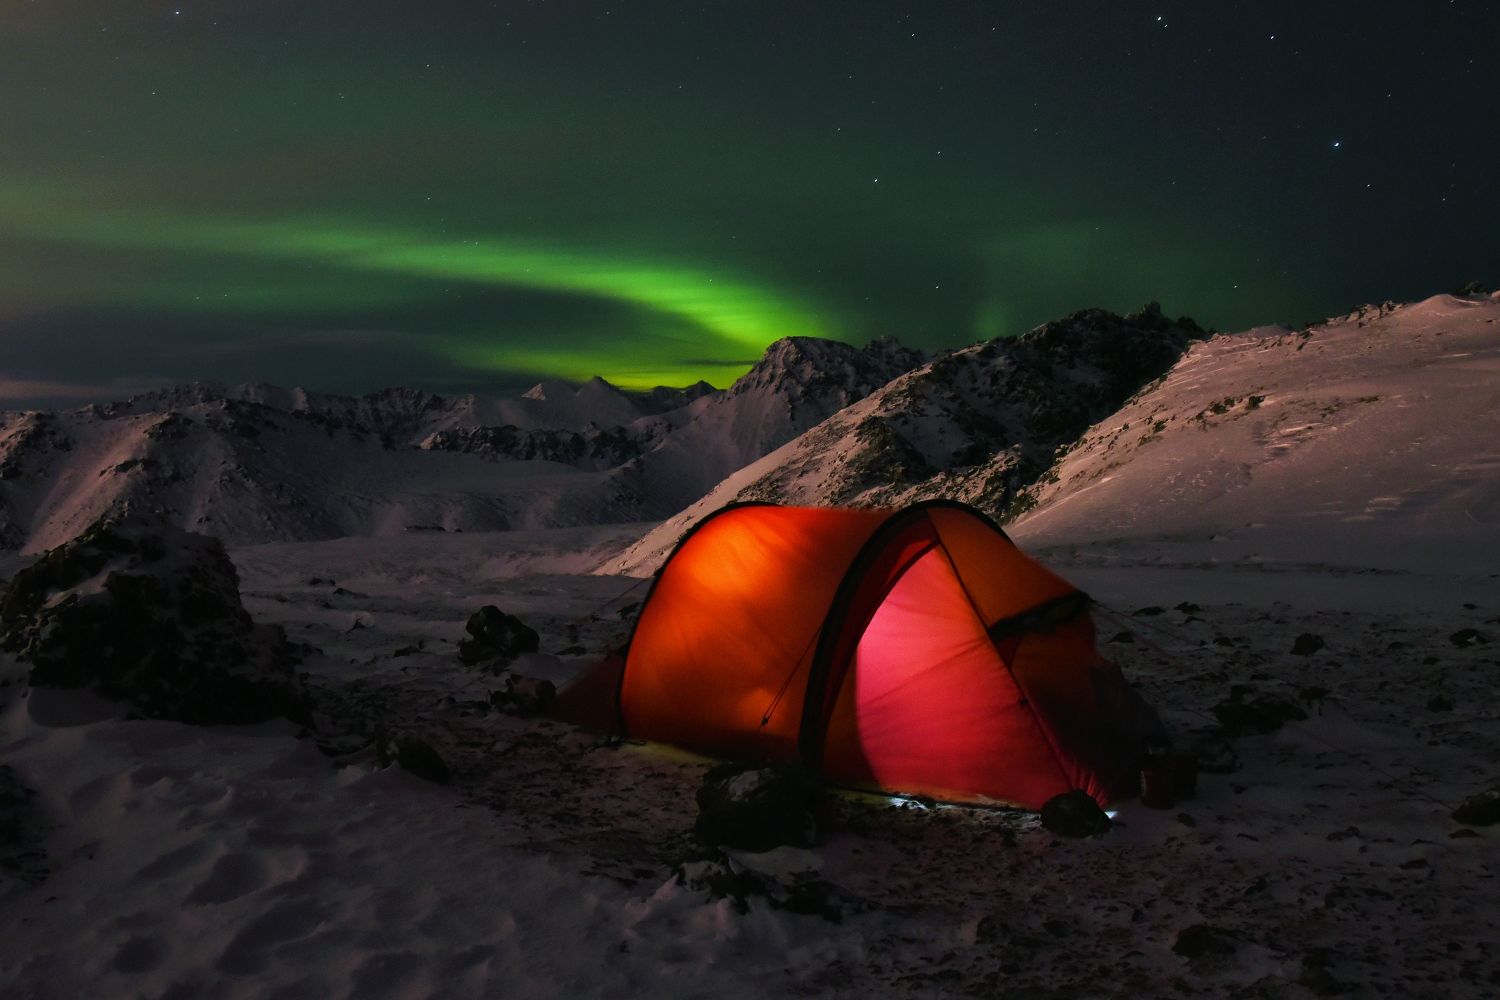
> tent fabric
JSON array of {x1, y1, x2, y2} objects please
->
[{"x1": 559, "y1": 500, "x2": 1152, "y2": 808}]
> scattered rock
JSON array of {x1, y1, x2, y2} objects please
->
[
  {"x1": 1290, "y1": 633, "x2": 1325, "y2": 656},
  {"x1": 459, "y1": 605, "x2": 540, "y2": 669},
  {"x1": 1193, "y1": 732, "x2": 1241, "y2": 774},
  {"x1": 694, "y1": 762, "x2": 820, "y2": 852},
  {"x1": 377, "y1": 730, "x2": 452, "y2": 784},
  {"x1": 1039, "y1": 790, "x2": 1111, "y2": 838},
  {"x1": 1451, "y1": 788, "x2": 1500, "y2": 827},
  {"x1": 675, "y1": 855, "x2": 856, "y2": 923},
  {"x1": 1211, "y1": 687, "x2": 1308, "y2": 737},
  {"x1": 0, "y1": 514, "x2": 311, "y2": 725},
  {"x1": 0, "y1": 765, "x2": 48, "y2": 885},
  {"x1": 1300, "y1": 948, "x2": 1348, "y2": 996},
  {"x1": 489, "y1": 675, "x2": 557, "y2": 717},
  {"x1": 1449, "y1": 628, "x2": 1490, "y2": 648},
  {"x1": 1172, "y1": 924, "x2": 1240, "y2": 959}
]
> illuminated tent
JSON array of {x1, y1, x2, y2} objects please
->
[{"x1": 556, "y1": 501, "x2": 1156, "y2": 808}]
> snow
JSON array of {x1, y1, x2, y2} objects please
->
[{"x1": 4, "y1": 293, "x2": 1500, "y2": 995}]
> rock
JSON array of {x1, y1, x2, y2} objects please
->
[
  {"x1": 1428, "y1": 695, "x2": 1454, "y2": 712},
  {"x1": 1174, "y1": 601, "x2": 1202, "y2": 614},
  {"x1": 0, "y1": 514, "x2": 310, "y2": 726},
  {"x1": 1451, "y1": 788, "x2": 1500, "y2": 827},
  {"x1": 0, "y1": 764, "x2": 48, "y2": 885},
  {"x1": 694, "y1": 762, "x2": 819, "y2": 852},
  {"x1": 1449, "y1": 628, "x2": 1490, "y2": 647},
  {"x1": 459, "y1": 605, "x2": 540, "y2": 669},
  {"x1": 1211, "y1": 687, "x2": 1308, "y2": 737},
  {"x1": 1132, "y1": 606, "x2": 1165, "y2": 617},
  {"x1": 489, "y1": 675, "x2": 557, "y2": 717},
  {"x1": 1039, "y1": 790, "x2": 1111, "y2": 838},
  {"x1": 1290, "y1": 633, "x2": 1325, "y2": 656},
  {"x1": 377, "y1": 731, "x2": 451, "y2": 784},
  {"x1": 1300, "y1": 948, "x2": 1348, "y2": 996},
  {"x1": 1108, "y1": 630, "x2": 1134, "y2": 644},
  {"x1": 1188, "y1": 731, "x2": 1236, "y2": 779},
  {"x1": 1172, "y1": 924, "x2": 1240, "y2": 959}
]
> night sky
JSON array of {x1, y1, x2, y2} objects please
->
[{"x1": 3, "y1": 1, "x2": 1497, "y2": 405}]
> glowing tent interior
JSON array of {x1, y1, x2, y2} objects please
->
[{"x1": 556, "y1": 501, "x2": 1158, "y2": 808}]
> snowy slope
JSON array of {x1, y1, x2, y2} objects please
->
[
  {"x1": 590, "y1": 337, "x2": 924, "y2": 521},
  {"x1": 602, "y1": 305, "x2": 1200, "y2": 575},
  {"x1": 5, "y1": 523, "x2": 1498, "y2": 997},
  {"x1": 1009, "y1": 292, "x2": 1500, "y2": 576},
  {"x1": 0, "y1": 340, "x2": 911, "y2": 554},
  {"x1": 0, "y1": 398, "x2": 600, "y2": 554}
]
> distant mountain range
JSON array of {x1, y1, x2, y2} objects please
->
[{"x1": 7, "y1": 292, "x2": 1498, "y2": 574}]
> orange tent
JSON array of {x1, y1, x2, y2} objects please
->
[{"x1": 557, "y1": 500, "x2": 1157, "y2": 808}]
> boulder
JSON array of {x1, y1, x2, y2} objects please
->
[
  {"x1": 1172, "y1": 924, "x2": 1240, "y2": 959},
  {"x1": 459, "y1": 605, "x2": 539, "y2": 669},
  {"x1": 1039, "y1": 789, "x2": 1111, "y2": 838},
  {"x1": 1451, "y1": 788, "x2": 1500, "y2": 827},
  {"x1": 0, "y1": 514, "x2": 311, "y2": 726},
  {"x1": 1211, "y1": 686, "x2": 1307, "y2": 737},
  {"x1": 694, "y1": 762, "x2": 819, "y2": 852},
  {"x1": 1290, "y1": 633, "x2": 1325, "y2": 656},
  {"x1": 489, "y1": 675, "x2": 557, "y2": 717}
]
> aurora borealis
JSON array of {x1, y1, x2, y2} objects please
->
[{"x1": 3, "y1": 2, "x2": 1496, "y2": 404}]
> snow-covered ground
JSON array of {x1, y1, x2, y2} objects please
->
[
  {"x1": 4, "y1": 293, "x2": 1500, "y2": 996},
  {"x1": 4, "y1": 519, "x2": 1498, "y2": 998}
]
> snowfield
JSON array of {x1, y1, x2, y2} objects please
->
[{"x1": 3, "y1": 293, "x2": 1500, "y2": 997}]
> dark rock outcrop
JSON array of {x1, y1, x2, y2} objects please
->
[
  {"x1": 1040, "y1": 790, "x2": 1111, "y2": 838},
  {"x1": 694, "y1": 762, "x2": 820, "y2": 852},
  {"x1": 0, "y1": 514, "x2": 311, "y2": 725},
  {"x1": 458, "y1": 605, "x2": 540, "y2": 670},
  {"x1": 1211, "y1": 686, "x2": 1308, "y2": 737},
  {"x1": 1451, "y1": 788, "x2": 1500, "y2": 827}
]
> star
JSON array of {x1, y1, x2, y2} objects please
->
[{"x1": 1331, "y1": 140, "x2": 1342, "y2": 149}]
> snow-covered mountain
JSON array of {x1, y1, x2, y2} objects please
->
[
  {"x1": 601, "y1": 304, "x2": 1202, "y2": 575},
  {"x1": 588, "y1": 336, "x2": 925, "y2": 521},
  {"x1": 0, "y1": 339, "x2": 917, "y2": 553},
  {"x1": 1008, "y1": 292, "x2": 1500, "y2": 576}
]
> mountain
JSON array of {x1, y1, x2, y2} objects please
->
[
  {"x1": 588, "y1": 336, "x2": 925, "y2": 521},
  {"x1": 1007, "y1": 292, "x2": 1500, "y2": 575},
  {"x1": 600, "y1": 304, "x2": 1201, "y2": 575},
  {"x1": 0, "y1": 338, "x2": 917, "y2": 553}
]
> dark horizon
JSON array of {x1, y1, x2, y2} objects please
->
[{"x1": 3, "y1": 1, "x2": 1496, "y2": 408}]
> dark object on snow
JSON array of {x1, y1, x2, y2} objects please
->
[
  {"x1": 1040, "y1": 790, "x2": 1111, "y2": 838},
  {"x1": 0, "y1": 764, "x2": 49, "y2": 885},
  {"x1": 1169, "y1": 751, "x2": 1199, "y2": 799},
  {"x1": 489, "y1": 675, "x2": 557, "y2": 717},
  {"x1": 1174, "y1": 601, "x2": 1202, "y2": 614},
  {"x1": 1290, "y1": 633, "x2": 1325, "y2": 656},
  {"x1": 1132, "y1": 606, "x2": 1165, "y2": 617},
  {"x1": 1172, "y1": 924, "x2": 1240, "y2": 959},
  {"x1": 377, "y1": 730, "x2": 451, "y2": 784},
  {"x1": 694, "y1": 762, "x2": 819, "y2": 852},
  {"x1": 458, "y1": 605, "x2": 539, "y2": 669},
  {"x1": 1140, "y1": 761, "x2": 1174, "y2": 809},
  {"x1": 1449, "y1": 628, "x2": 1490, "y2": 648},
  {"x1": 1451, "y1": 788, "x2": 1500, "y2": 827},
  {"x1": 1193, "y1": 732, "x2": 1241, "y2": 774},
  {"x1": 1211, "y1": 687, "x2": 1308, "y2": 737},
  {"x1": 0, "y1": 514, "x2": 310, "y2": 726},
  {"x1": 1108, "y1": 630, "x2": 1135, "y2": 644}
]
